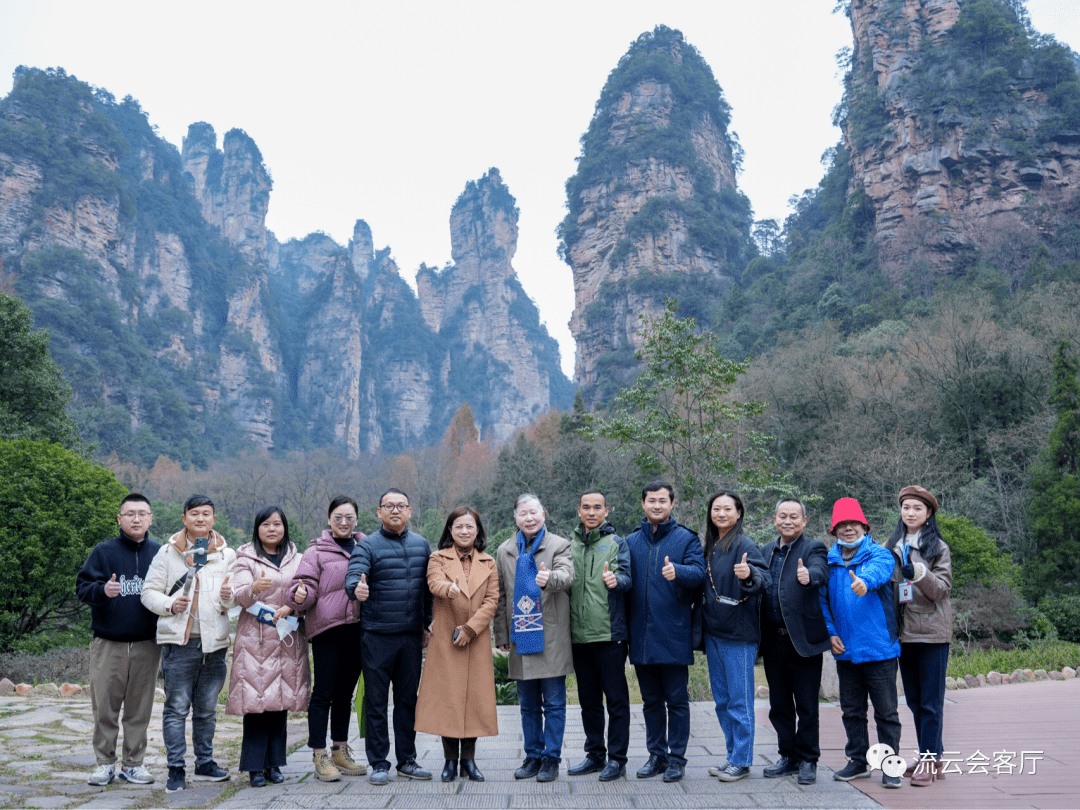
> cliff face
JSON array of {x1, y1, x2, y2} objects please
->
[
  {"x1": 560, "y1": 26, "x2": 753, "y2": 399},
  {"x1": 842, "y1": 0, "x2": 1080, "y2": 274},
  {"x1": 0, "y1": 68, "x2": 571, "y2": 463}
]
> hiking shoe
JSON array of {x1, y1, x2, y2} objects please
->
[
  {"x1": 118, "y1": 764, "x2": 154, "y2": 784},
  {"x1": 833, "y1": 760, "x2": 871, "y2": 781},
  {"x1": 369, "y1": 766, "x2": 390, "y2": 785},
  {"x1": 193, "y1": 760, "x2": 230, "y2": 781},
  {"x1": 536, "y1": 757, "x2": 559, "y2": 782},
  {"x1": 313, "y1": 751, "x2": 341, "y2": 782},
  {"x1": 88, "y1": 763, "x2": 115, "y2": 786},
  {"x1": 396, "y1": 759, "x2": 432, "y2": 780},
  {"x1": 165, "y1": 766, "x2": 186, "y2": 793},
  {"x1": 331, "y1": 744, "x2": 367, "y2": 775},
  {"x1": 716, "y1": 764, "x2": 750, "y2": 782}
]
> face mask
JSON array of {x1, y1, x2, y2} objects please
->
[
  {"x1": 276, "y1": 615, "x2": 299, "y2": 645},
  {"x1": 836, "y1": 537, "x2": 863, "y2": 549}
]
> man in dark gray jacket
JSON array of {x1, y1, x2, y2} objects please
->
[
  {"x1": 345, "y1": 488, "x2": 433, "y2": 785},
  {"x1": 759, "y1": 498, "x2": 831, "y2": 786}
]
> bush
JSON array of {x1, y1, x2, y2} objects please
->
[
  {"x1": 952, "y1": 579, "x2": 1030, "y2": 645},
  {"x1": 492, "y1": 651, "x2": 517, "y2": 705},
  {"x1": 1039, "y1": 593, "x2": 1080, "y2": 643},
  {"x1": 937, "y1": 513, "x2": 1019, "y2": 596},
  {"x1": 0, "y1": 645, "x2": 90, "y2": 684},
  {"x1": 947, "y1": 640, "x2": 1080, "y2": 679}
]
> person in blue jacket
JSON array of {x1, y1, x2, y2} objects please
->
[
  {"x1": 819, "y1": 497, "x2": 902, "y2": 789},
  {"x1": 623, "y1": 481, "x2": 705, "y2": 784}
]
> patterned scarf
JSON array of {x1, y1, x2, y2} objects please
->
[{"x1": 511, "y1": 528, "x2": 546, "y2": 655}]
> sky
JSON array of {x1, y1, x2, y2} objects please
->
[{"x1": 2, "y1": 1, "x2": 1078, "y2": 379}]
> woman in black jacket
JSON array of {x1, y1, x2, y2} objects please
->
[{"x1": 701, "y1": 490, "x2": 769, "y2": 783}]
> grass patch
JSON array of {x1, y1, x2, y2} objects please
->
[{"x1": 947, "y1": 641, "x2": 1080, "y2": 679}]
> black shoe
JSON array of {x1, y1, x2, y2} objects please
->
[
  {"x1": 265, "y1": 767, "x2": 284, "y2": 784},
  {"x1": 636, "y1": 755, "x2": 667, "y2": 779},
  {"x1": 460, "y1": 759, "x2": 484, "y2": 781},
  {"x1": 763, "y1": 756, "x2": 799, "y2": 778},
  {"x1": 536, "y1": 757, "x2": 559, "y2": 782},
  {"x1": 514, "y1": 757, "x2": 542, "y2": 780},
  {"x1": 193, "y1": 761, "x2": 230, "y2": 782},
  {"x1": 396, "y1": 760, "x2": 432, "y2": 780},
  {"x1": 567, "y1": 756, "x2": 605, "y2": 776},
  {"x1": 165, "y1": 766, "x2": 185, "y2": 793},
  {"x1": 833, "y1": 760, "x2": 871, "y2": 781},
  {"x1": 598, "y1": 761, "x2": 625, "y2": 782},
  {"x1": 662, "y1": 762, "x2": 685, "y2": 783},
  {"x1": 798, "y1": 761, "x2": 816, "y2": 785},
  {"x1": 883, "y1": 772, "x2": 902, "y2": 789},
  {"x1": 441, "y1": 760, "x2": 457, "y2": 782},
  {"x1": 249, "y1": 771, "x2": 267, "y2": 788}
]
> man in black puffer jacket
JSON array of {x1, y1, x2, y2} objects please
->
[{"x1": 345, "y1": 488, "x2": 433, "y2": 785}]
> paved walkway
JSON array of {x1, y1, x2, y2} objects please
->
[{"x1": 0, "y1": 678, "x2": 1076, "y2": 809}]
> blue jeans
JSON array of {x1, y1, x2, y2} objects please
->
[
  {"x1": 899, "y1": 642, "x2": 949, "y2": 759},
  {"x1": 516, "y1": 676, "x2": 566, "y2": 762},
  {"x1": 161, "y1": 639, "x2": 228, "y2": 769},
  {"x1": 836, "y1": 658, "x2": 901, "y2": 766},
  {"x1": 705, "y1": 636, "x2": 757, "y2": 767}
]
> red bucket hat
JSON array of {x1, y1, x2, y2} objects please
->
[{"x1": 830, "y1": 497, "x2": 869, "y2": 534}]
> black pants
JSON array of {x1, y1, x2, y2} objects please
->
[
  {"x1": 634, "y1": 662, "x2": 690, "y2": 767},
  {"x1": 761, "y1": 630, "x2": 823, "y2": 764},
  {"x1": 572, "y1": 641, "x2": 631, "y2": 765},
  {"x1": 837, "y1": 657, "x2": 901, "y2": 766},
  {"x1": 899, "y1": 642, "x2": 949, "y2": 759},
  {"x1": 361, "y1": 630, "x2": 422, "y2": 770},
  {"x1": 240, "y1": 711, "x2": 288, "y2": 771},
  {"x1": 307, "y1": 623, "x2": 363, "y2": 750}
]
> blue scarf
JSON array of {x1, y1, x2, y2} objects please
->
[{"x1": 511, "y1": 528, "x2": 546, "y2": 655}]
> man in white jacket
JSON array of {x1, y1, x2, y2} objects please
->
[{"x1": 141, "y1": 495, "x2": 236, "y2": 793}]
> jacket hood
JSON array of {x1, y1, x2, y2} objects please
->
[
  {"x1": 826, "y1": 535, "x2": 878, "y2": 566},
  {"x1": 574, "y1": 521, "x2": 617, "y2": 545},
  {"x1": 168, "y1": 528, "x2": 227, "y2": 558},
  {"x1": 235, "y1": 541, "x2": 298, "y2": 567}
]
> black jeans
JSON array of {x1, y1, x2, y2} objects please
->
[
  {"x1": 361, "y1": 630, "x2": 422, "y2": 770},
  {"x1": 307, "y1": 623, "x2": 363, "y2": 750},
  {"x1": 240, "y1": 711, "x2": 287, "y2": 771},
  {"x1": 761, "y1": 630, "x2": 823, "y2": 763},
  {"x1": 634, "y1": 663, "x2": 690, "y2": 767},
  {"x1": 572, "y1": 641, "x2": 631, "y2": 765},
  {"x1": 899, "y1": 642, "x2": 949, "y2": 759},
  {"x1": 836, "y1": 657, "x2": 901, "y2": 766}
]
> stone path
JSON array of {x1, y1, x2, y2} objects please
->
[{"x1": 2, "y1": 680, "x2": 1077, "y2": 809}]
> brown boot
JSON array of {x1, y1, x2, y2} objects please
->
[
  {"x1": 313, "y1": 751, "x2": 341, "y2": 782},
  {"x1": 331, "y1": 744, "x2": 367, "y2": 776}
]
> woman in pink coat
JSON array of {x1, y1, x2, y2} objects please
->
[{"x1": 226, "y1": 506, "x2": 310, "y2": 787}]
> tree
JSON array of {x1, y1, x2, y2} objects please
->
[
  {"x1": 1026, "y1": 339, "x2": 1080, "y2": 594},
  {"x1": 584, "y1": 302, "x2": 800, "y2": 524},
  {"x1": 0, "y1": 293, "x2": 81, "y2": 451},
  {"x1": 0, "y1": 439, "x2": 128, "y2": 651}
]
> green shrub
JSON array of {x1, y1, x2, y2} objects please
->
[
  {"x1": 947, "y1": 640, "x2": 1080, "y2": 679},
  {"x1": 1039, "y1": 593, "x2": 1080, "y2": 643},
  {"x1": 492, "y1": 651, "x2": 517, "y2": 705}
]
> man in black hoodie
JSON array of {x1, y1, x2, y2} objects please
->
[{"x1": 76, "y1": 493, "x2": 162, "y2": 787}]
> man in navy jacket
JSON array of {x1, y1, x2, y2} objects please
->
[
  {"x1": 623, "y1": 481, "x2": 705, "y2": 783},
  {"x1": 759, "y1": 499, "x2": 831, "y2": 786},
  {"x1": 75, "y1": 493, "x2": 161, "y2": 788}
]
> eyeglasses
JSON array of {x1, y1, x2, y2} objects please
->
[
  {"x1": 380, "y1": 503, "x2": 410, "y2": 513},
  {"x1": 120, "y1": 511, "x2": 151, "y2": 519},
  {"x1": 330, "y1": 514, "x2": 357, "y2": 524}
]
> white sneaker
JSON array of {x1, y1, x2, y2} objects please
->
[
  {"x1": 88, "y1": 763, "x2": 115, "y2": 785},
  {"x1": 119, "y1": 764, "x2": 155, "y2": 784}
]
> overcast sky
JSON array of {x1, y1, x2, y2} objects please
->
[{"x1": 2, "y1": 1, "x2": 1078, "y2": 378}]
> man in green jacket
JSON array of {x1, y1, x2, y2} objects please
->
[{"x1": 567, "y1": 490, "x2": 632, "y2": 782}]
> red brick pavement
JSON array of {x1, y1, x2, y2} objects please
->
[{"x1": 760, "y1": 677, "x2": 1079, "y2": 809}]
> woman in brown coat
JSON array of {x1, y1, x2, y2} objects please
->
[
  {"x1": 226, "y1": 506, "x2": 310, "y2": 787},
  {"x1": 415, "y1": 506, "x2": 499, "y2": 783}
]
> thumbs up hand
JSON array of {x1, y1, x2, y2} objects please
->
[
  {"x1": 104, "y1": 573, "x2": 121, "y2": 598},
  {"x1": 733, "y1": 551, "x2": 751, "y2": 581},
  {"x1": 849, "y1": 569, "x2": 867, "y2": 597},
  {"x1": 219, "y1": 574, "x2": 232, "y2": 601},
  {"x1": 293, "y1": 581, "x2": 308, "y2": 604},
  {"x1": 535, "y1": 561, "x2": 550, "y2": 588},
  {"x1": 602, "y1": 561, "x2": 617, "y2": 589},
  {"x1": 354, "y1": 573, "x2": 369, "y2": 602},
  {"x1": 253, "y1": 569, "x2": 272, "y2": 595},
  {"x1": 447, "y1": 580, "x2": 461, "y2": 598},
  {"x1": 796, "y1": 558, "x2": 810, "y2": 585},
  {"x1": 662, "y1": 555, "x2": 676, "y2": 581}
]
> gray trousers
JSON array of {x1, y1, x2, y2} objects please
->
[{"x1": 89, "y1": 637, "x2": 160, "y2": 766}]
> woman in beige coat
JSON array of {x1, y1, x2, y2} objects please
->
[
  {"x1": 225, "y1": 507, "x2": 310, "y2": 787},
  {"x1": 494, "y1": 494, "x2": 574, "y2": 783},
  {"x1": 415, "y1": 506, "x2": 499, "y2": 782}
]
